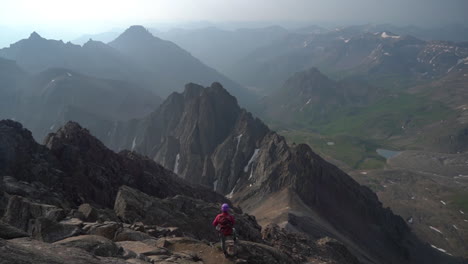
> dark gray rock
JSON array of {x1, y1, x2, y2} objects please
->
[
  {"x1": 54, "y1": 235, "x2": 122, "y2": 257},
  {"x1": 0, "y1": 237, "x2": 128, "y2": 264},
  {"x1": 0, "y1": 220, "x2": 29, "y2": 239},
  {"x1": 114, "y1": 228, "x2": 153, "y2": 242},
  {"x1": 1, "y1": 195, "x2": 65, "y2": 232},
  {"x1": 30, "y1": 217, "x2": 82, "y2": 243},
  {"x1": 78, "y1": 204, "x2": 99, "y2": 222},
  {"x1": 84, "y1": 221, "x2": 122, "y2": 240}
]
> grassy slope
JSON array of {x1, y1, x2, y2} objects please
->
[{"x1": 274, "y1": 92, "x2": 455, "y2": 170}]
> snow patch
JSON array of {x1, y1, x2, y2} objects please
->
[
  {"x1": 408, "y1": 217, "x2": 413, "y2": 224},
  {"x1": 344, "y1": 39, "x2": 350, "y2": 43},
  {"x1": 173, "y1": 153, "x2": 180, "y2": 174},
  {"x1": 306, "y1": 98, "x2": 312, "y2": 105},
  {"x1": 50, "y1": 124, "x2": 55, "y2": 130},
  {"x1": 244, "y1": 149, "x2": 260, "y2": 172},
  {"x1": 440, "y1": 200, "x2": 446, "y2": 206},
  {"x1": 235, "y1": 134, "x2": 243, "y2": 152},
  {"x1": 327, "y1": 142, "x2": 335, "y2": 146},
  {"x1": 67, "y1": 72, "x2": 72, "y2": 77},
  {"x1": 453, "y1": 225, "x2": 459, "y2": 230},
  {"x1": 460, "y1": 210, "x2": 465, "y2": 215},
  {"x1": 447, "y1": 58, "x2": 467, "y2": 73},
  {"x1": 226, "y1": 189, "x2": 235, "y2": 199},
  {"x1": 361, "y1": 171, "x2": 368, "y2": 175},
  {"x1": 213, "y1": 180, "x2": 218, "y2": 192},
  {"x1": 429, "y1": 226, "x2": 443, "y2": 234},
  {"x1": 131, "y1": 137, "x2": 137, "y2": 151},
  {"x1": 384, "y1": 52, "x2": 391, "y2": 56},
  {"x1": 226, "y1": 178, "x2": 241, "y2": 199},
  {"x1": 249, "y1": 168, "x2": 254, "y2": 180},
  {"x1": 381, "y1": 32, "x2": 400, "y2": 39},
  {"x1": 431, "y1": 245, "x2": 449, "y2": 254}
]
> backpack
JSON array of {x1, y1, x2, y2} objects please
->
[{"x1": 218, "y1": 214, "x2": 233, "y2": 236}]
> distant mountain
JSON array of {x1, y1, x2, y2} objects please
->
[
  {"x1": 260, "y1": 67, "x2": 381, "y2": 125},
  {"x1": 229, "y1": 29, "x2": 468, "y2": 93},
  {"x1": 154, "y1": 26, "x2": 289, "y2": 77},
  {"x1": 0, "y1": 26, "x2": 254, "y2": 103},
  {"x1": 0, "y1": 32, "x2": 143, "y2": 83},
  {"x1": 0, "y1": 66, "x2": 161, "y2": 142},
  {"x1": 71, "y1": 31, "x2": 121, "y2": 45},
  {"x1": 100, "y1": 82, "x2": 459, "y2": 264},
  {"x1": 108, "y1": 25, "x2": 252, "y2": 100},
  {"x1": 370, "y1": 24, "x2": 468, "y2": 43}
]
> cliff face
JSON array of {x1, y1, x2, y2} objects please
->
[{"x1": 106, "y1": 82, "x2": 269, "y2": 194}]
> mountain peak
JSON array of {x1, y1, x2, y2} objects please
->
[
  {"x1": 28, "y1": 31, "x2": 43, "y2": 40},
  {"x1": 120, "y1": 25, "x2": 154, "y2": 39}
]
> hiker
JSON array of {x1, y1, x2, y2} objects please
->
[{"x1": 212, "y1": 203, "x2": 236, "y2": 256}]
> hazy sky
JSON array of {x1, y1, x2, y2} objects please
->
[{"x1": 1, "y1": 0, "x2": 467, "y2": 30}]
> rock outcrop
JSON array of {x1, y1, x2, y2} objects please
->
[
  {"x1": 0, "y1": 119, "x2": 225, "y2": 209},
  {"x1": 0, "y1": 119, "x2": 311, "y2": 264}
]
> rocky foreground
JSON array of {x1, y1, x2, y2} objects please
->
[{"x1": 0, "y1": 120, "x2": 362, "y2": 264}]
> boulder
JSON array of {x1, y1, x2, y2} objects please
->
[
  {"x1": 116, "y1": 240, "x2": 169, "y2": 256},
  {"x1": 126, "y1": 259, "x2": 151, "y2": 264},
  {"x1": 84, "y1": 221, "x2": 122, "y2": 240},
  {"x1": 114, "y1": 228, "x2": 153, "y2": 242},
  {"x1": 0, "y1": 237, "x2": 127, "y2": 264},
  {"x1": 60, "y1": 218, "x2": 84, "y2": 227},
  {"x1": 2, "y1": 176, "x2": 68, "y2": 208},
  {"x1": 0, "y1": 220, "x2": 29, "y2": 239},
  {"x1": 1, "y1": 195, "x2": 65, "y2": 232},
  {"x1": 30, "y1": 217, "x2": 82, "y2": 243},
  {"x1": 78, "y1": 204, "x2": 99, "y2": 222},
  {"x1": 54, "y1": 235, "x2": 121, "y2": 257}
]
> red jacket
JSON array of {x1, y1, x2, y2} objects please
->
[{"x1": 212, "y1": 212, "x2": 235, "y2": 236}]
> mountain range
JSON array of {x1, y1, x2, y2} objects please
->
[{"x1": 0, "y1": 26, "x2": 252, "y2": 101}]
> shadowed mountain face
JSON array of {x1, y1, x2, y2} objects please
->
[
  {"x1": 100, "y1": 83, "x2": 461, "y2": 264},
  {"x1": 0, "y1": 67, "x2": 161, "y2": 142},
  {"x1": 0, "y1": 26, "x2": 254, "y2": 103},
  {"x1": 0, "y1": 58, "x2": 27, "y2": 119},
  {"x1": 108, "y1": 26, "x2": 252, "y2": 100}
]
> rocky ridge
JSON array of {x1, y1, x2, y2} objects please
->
[{"x1": 0, "y1": 119, "x2": 361, "y2": 263}]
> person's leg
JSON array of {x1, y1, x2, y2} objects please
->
[
  {"x1": 221, "y1": 235, "x2": 227, "y2": 255},
  {"x1": 232, "y1": 228, "x2": 237, "y2": 242}
]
